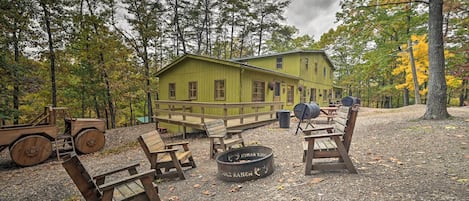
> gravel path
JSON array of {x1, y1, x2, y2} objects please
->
[{"x1": 0, "y1": 105, "x2": 468, "y2": 201}]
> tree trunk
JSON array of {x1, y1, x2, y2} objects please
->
[
  {"x1": 13, "y1": 24, "x2": 20, "y2": 124},
  {"x1": 257, "y1": 15, "x2": 264, "y2": 55},
  {"x1": 40, "y1": 1, "x2": 57, "y2": 107},
  {"x1": 403, "y1": 88, "x2": 409, "y2": 106},
  {"x1": 422, "y1": 0, "x2": 449, "y2": 119},
  {"x1": 86, "y1": 0, "x2": 115, "y2": 127},
  {"x1": 143, "y1": 43, "x2": 153, "y2": 123}
]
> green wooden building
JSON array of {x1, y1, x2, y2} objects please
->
[
  {"x1": 154, "y1": 50, "x2": 338, "y2": 133},
  {"x1": 156, "y1": 50, "x2": 338, "y2": 108}
]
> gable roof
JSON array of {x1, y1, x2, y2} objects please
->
[
  {"x1": 155, "y1": 54, "x2": 301, "y2": 80},
  {"x1": 231, "y1": 50, "x2": 335, "y2": 70}
]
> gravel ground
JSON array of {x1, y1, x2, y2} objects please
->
[{"x1": 0, "y1": 105, "x2": 468, "y2": 201}]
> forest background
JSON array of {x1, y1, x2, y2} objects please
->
[{"x1": 0, "y1": 0, "x2": 467, "y2": 129}]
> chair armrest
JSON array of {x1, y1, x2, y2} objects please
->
[
  {"x1": 165, "y1": 141, "x2": 189, "y2": 147},
  {"x1": 149, "y1": 148, "x2": 178, "y2": 154},
  {"x1": 93, "y1": 163, "x2": 140, "y2": 181},
  {"x1": 304, "y1": 132, "x2": 343, "y2": 140},
  {"x1": 227, "y1": 129, "x2": 242, "y2": 134},
  {"x1": 99, "y1": 169, "x2": 156, "y2": 191},
  {"x1": 208, "y1": 135, "x2": 225, "y2": 138}
]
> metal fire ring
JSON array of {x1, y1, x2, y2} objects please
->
[{"x1": 215, "y1": 146, "x2": 274, "y2": 182}]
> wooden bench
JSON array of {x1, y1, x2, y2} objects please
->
[
  {"x1": 204, "y1": 119, "x2": 245, "y2": 159},
  {"x1": 62, "y1": 153, "x2": 160, "y2": 201},
  {"x1": 302, "y1": 104, "x2": 360, "y2": 175},
  {"x1": 138, "y1": 131, "x2": 196, "y2": 180}
]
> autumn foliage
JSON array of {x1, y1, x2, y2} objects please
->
[{"x1": 392, "y1": 34, "x2": 462, "y2": 96}]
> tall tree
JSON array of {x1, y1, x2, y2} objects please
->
[
  {"x1": 0, "y1": 0, "x2": 35, "y2": 123},
  {"x1": 117, "y1": 0, "x2": 162, "y2": 122},
  {"x1": 39, "y1": 0, "x2": 59, "y2": 107},
  {"x1": 423, "y1": 0, "x2": 449, "y2": 119}
]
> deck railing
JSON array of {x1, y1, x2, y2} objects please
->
[{"x1": 154, "y1": 100, "x2": 284, "y2": 125}]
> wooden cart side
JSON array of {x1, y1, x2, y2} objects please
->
[
  {"x1": 69, "y1": 119, "x2": 106, "y2": 137},
  {"x1": 0, "y1": 125, "x2": 59, "y2": 147}
]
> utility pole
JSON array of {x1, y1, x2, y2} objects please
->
[{"x1": 408, "y1": 40, "x2": 421, "y2": 104}]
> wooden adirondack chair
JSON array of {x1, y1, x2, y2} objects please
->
[
  {"x1": 302, "y1": 104, "x2": 360, "y2": 175},
  {"x1": 138, "y1": 130, "x2": 196, "y2": 180},
  {"x1": 204, "y1": 119, "x2": 245, "y2": 159},
  {"x1": 62, "y1": 153, "x2": 161, "y2": 201}
]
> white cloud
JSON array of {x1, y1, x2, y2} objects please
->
[{"x1": 285, "y1": 0, "x2": 341, "y2": 40}]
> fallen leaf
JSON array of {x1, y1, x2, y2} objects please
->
[
  {"x1": 276, "y1": 185, "x2": 284, "y2": 190},
  {"x1": 193, "y1": 184, "x2": 201, "y2": 189},
  {"x1": 309, "y1": 177, "x2": 324, "y2": 184},
  {"x1": 202, "y1": 190, "x2": 211, "y2": 195},
  {"x1": 229, "y1": 185, "x2": 242, "y2": 192},
  {"x1": 445, "y1": 126, "x2": 457, "y2": 130},
  {"x1": 278, "y1": 178, "x2": 285, "y2": 183},
  {"x1": 169, "y1": 186, "x2": 176, "y2": 192},
  {"x1": 371, "y1": 156, "x2": 382, "y2": 161},
  {"x1": 456, "y1": 178, "x2": 468, "y2": 183},
  {"x1": 454, "y1": 134, "x2": 464, "y2": 138},
  {"x1": 287, "y1": 178, "x2": 295, "y2": 183},
  {"x1": 168, "y1": 196, "x2": 179, "y2": 201},
  {"x1": 464, "y1": 155, "x2": 469, "y2": 159}
]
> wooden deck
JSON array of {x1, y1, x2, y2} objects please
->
[{"x1": 153, "y1": 100, "x2": 284, "y2": 137}]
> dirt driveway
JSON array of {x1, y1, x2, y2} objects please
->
[{"x1": 0, "y1": 105, "x2": 468, "y2": 201}]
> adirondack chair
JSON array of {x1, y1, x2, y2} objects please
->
[
  {"x1": 204, "y1": 119, "x2": 245, "y2": 159},
  {"x1": 138, "y1": 130, "x2": 196, "y2": 180},
  {"x1": 302, "y1": 104, "x2": 360, "y2": 175},
  {"x1": 62, "y1": 153, "x2": 161, "y2": 201}
]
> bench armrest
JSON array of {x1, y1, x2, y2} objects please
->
[
  {"x1": 93, "y1": 163, "x2": 140, "y2": 181},
  {"x1": 302, "y1": 126, "x2": 334, "y2": 135},
  {"x1": 99, "y1": 169, "x2": 156, "y2": 191},
  {"x1": 304, "y1": 132, "x2": 343, "y2": 140}
]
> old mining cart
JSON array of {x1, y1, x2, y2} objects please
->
[{"x1": 0, "y1": 106, "x2": 106, "y2": 166}]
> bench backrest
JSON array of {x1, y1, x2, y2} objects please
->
[
  {"x1": 62, "y1": 154, "x2": 101, "y2": 201},
  {"x1": 204, "y1": 119, "x2": 227, "y2": 138},
  {"x1": 332, "y1": 106, "x2": 351, "y2": 134},
  {"x1": 336, "y1": 104, "x2": 359, "y2": 152}
]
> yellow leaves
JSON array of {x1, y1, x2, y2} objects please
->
[{"x1": 393, "y1": 34, "x2": 462, "y2": 93}]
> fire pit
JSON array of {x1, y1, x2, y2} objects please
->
[{"x1": 215, "y1": 146, "x2": 274, "y2": 182}]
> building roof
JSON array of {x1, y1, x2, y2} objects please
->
[
  {"x1": 231, "y1": 50, "x2": 335, "y2": 70},
  {"x1": 155, "y1": 54, "x2": 301, "y2": 80}
]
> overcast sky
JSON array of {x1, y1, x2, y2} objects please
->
[{"x1": 284, "y1": 0, "x2": 341, "y2": 40}]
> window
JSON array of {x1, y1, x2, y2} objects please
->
[
  {"x1": 169, "y1": 83, "x2": 176, "y2": 99},
  {"x1": 276, "y1": 57, "x2": 283, "y2": 69},
  {"x1": 304, "y1": 58, "x2": 309, "y2": 70},
  {"x1": 274, "y1": 82, "x2": 281, "y2": 97},
  {"x1": 252, "y1": 81, "x2": 265, "y2": 102},
  {"x1": 315, "y1": 62, "x2": 318, "y2": 74},
  {"x1": 287, "y1": 85, "x2": 294, "y2": 104},
  {"x1": 188, "y1": 81, "x2": 197, "y2": 100},
  {"x1": 301, "y1": 87, "x2": 307, "y2": 103},
  {"x1": 323, "y1": 67, "x2": 327, "y2": 78},
  {"x1": 310, "y1": 88, "x2": 316, "y2": 102},
  {"x1": 323, "y1": 89, "x2": 328, "y2": 101},
  {"x1": 214, "y1": 80, "x2": 225, "y2": 100}
]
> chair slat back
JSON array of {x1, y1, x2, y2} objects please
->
[
  {"x1": 204, "y1": 119, "x2": 227, "y2": 138},
  {"x1": 62, "y1": 154, "x2": 101, "y2": 201},
  {"x1": 139, "y1": 131, "x2": 166, "y2": 152}
]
